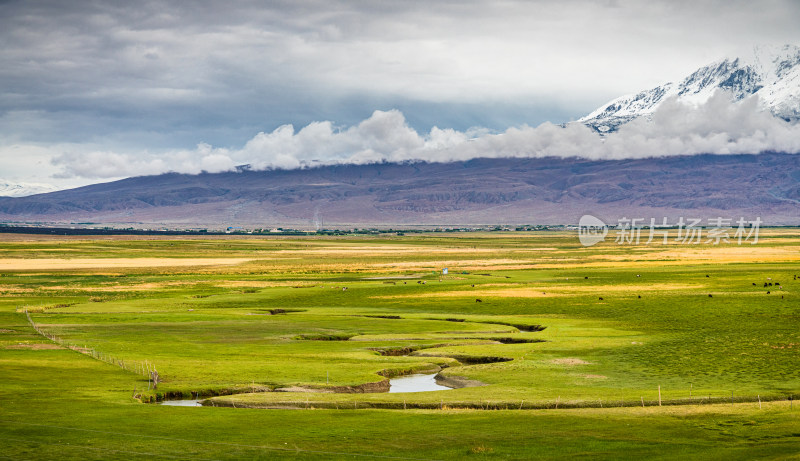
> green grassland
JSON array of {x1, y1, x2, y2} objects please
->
[{"x1": 1, "y1": 231, "x2": 799, "y2": 459}]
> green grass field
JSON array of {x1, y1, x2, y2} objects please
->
[{"x1": 1, "y1": 231, "x2": 798, "y2": 459}]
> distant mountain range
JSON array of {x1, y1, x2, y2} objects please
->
[
  {"x1": 0, "y1": 182, "x2": 60, "y2": 198},
  {"x1": 580, "y1": 44, "x2": 800, "y2": 132},
  {"x1": 1, "y1": 153, "x2": 799, "y2": 227}
]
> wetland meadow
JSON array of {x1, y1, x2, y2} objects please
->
[{"x1": 1, "y1": 230, "x2": 799, "y2": 459}]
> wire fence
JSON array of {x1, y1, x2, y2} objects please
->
[
  {"x1": 23, "y1": 309, "x2": 160, "y2": 389},
  {"x1": 206, "y1": 392, "x2": 796, "y2": 411}
]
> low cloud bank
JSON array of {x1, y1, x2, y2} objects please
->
[{"x1": 52, "y1": 91, "x2": 800, "y2": 179}]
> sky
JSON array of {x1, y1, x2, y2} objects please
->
[{"x1": 2, "y1": 0, "x2": 800, "y2": 190}]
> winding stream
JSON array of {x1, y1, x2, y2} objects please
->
[
  {"x1": 160, "y1": 399, "x2": 203, "y2": 406},
  {"x1": 388, "y1": 373, "x2": 453, "y2": 393},
  {"x1": 160, "y1": 372, "x2": 454, "y2": 406}
]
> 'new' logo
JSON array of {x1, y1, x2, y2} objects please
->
[{"x1": 578, "y1": 215, "x2": 608, "y2": 247}]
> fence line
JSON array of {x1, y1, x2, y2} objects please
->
[
  {"x1": 208, "y1": 393, "x2": 797, "y2": 411},
  {"x1": 24, "y1": 309, "x2": 160, "y2": 389}
]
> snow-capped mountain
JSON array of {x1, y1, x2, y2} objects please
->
[
  {"x1": 0, "y1": 181, "x2": 60, "y2": 197},
  {"x1": 580, "y1": 44, "x2": 800, "y2": 132}
]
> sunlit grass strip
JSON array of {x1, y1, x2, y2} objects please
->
[{"x1": 210, "y1": 391, "x2": 799, "y2": 411}]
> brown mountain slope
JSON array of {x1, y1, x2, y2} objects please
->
[{"x1": 1, "y1": 154, "x2": 799, "y2": 227}]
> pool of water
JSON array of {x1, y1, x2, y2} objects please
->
[
  {"x1": 388, "y1": 373, "x2": 453, "y2": 393},
  {"x1": 159, "y1": 374, "x2": 453, "y2": 404},
  {"x1": 160, "y1": 399, "x2": 203, "y2": 406}
]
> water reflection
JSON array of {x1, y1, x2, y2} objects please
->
[{"x1": 389, "y1": 374, "x2": 453, "y2": 393}]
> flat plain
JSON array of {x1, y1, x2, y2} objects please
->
[{"x1": 1, "y1": 231, "x2": 798, "y2": 459}]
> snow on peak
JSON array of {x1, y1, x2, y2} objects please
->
[
  {"x1": 580, "y1": 44, "x2": 800, "y2": 132},
  {"x1": 0, "y1": 181, "x2": 60, "y2": 197}
]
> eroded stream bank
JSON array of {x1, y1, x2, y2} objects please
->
[{"x1": 161, "y1": 371, "x2": 459, "y2": 406}]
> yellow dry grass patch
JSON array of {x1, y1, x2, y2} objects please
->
[
  {"x1": 368, "y1": 259, "x2": 532, "y2": 271},
  {"x1": 256, "y1": 258, "x2": 539, "y2": 274},
  {"x1": 531, "y1": 258, "x2": 796, "y2": 270},
  {"x1": 591, "y1": 246, "x2": 800, "y2": 263},
  {"x1": 0, "y1": 287, "x2": 34, "y2": 293},
  {"x1": 4, "y1": 343, "x2": 63, "y2": 350},
  {"x1": 280, "y1": 245, "x2": 451, "y2": 252},
  {"x1": 377, "y1": 289, "x2": 563, "y2": 299},
  {"x1": 277, "y1": 246, "x2": 556, "y2": 255},
  {"x1": 370, "y1": 258, "x2": 517, "y2": 267},
  {"x1": 0, "y1": 258, "x2": 253, "y2": 270},
  {"x1": 42, "y1": 279, "x2": 320, "y2": 292},
  {"x1": 378, "y1": 283, "x2": 700, "y2": 299},
  {"x1": 561, "y1": 399, "x2": 795, "y2": 417},
  {"x1": 652, "y1": 246, "x2": 800, "y2": 261},
  {"x1": 560, "y1": 283, "x2": 698, "y2": 293},
  {"x1": 550, "y1": 358, "x2": 591, "y2": 365},
  {"x1": 474, "y1": 283, "x2": 522, "y2": 287},
  {"x1": 214, "y1": 280, "x2": 318, "y2": 288}
]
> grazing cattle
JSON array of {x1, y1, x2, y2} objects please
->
[
  {"x1": 475, "y1": 299, "x2": 482, "y2": 303},
  {"x1": 753, "y1": 283, "x2": 757, "y2": 286},
  {"x1": 706, "y1": 275, "x2": 710, "y2": 278},
  {"x1": 637, "y1": 295, "x2": 641, "y2": 299},
  {"x1": 767, "y1": 291, "x2": 770, "y2": 294},
  {"x1": 708, "y1": 294, "x2": 713, "y2": 297},
  {"x1": 598, "y1": 297, "x2": 603, "y2": 301},
  {"x1": 585, "y1": 276, "x2": 589, "y2": 279}
]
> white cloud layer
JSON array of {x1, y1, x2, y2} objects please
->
[{"x1": 47, "y1": 91, "x2": 800, "y2": 180}]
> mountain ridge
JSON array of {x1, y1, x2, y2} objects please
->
[
  {"x1": 1, "y1": 153, "x2": 799, "y2": 227},
  {"x1": 580, "y1": 44, "x2": 800, "y2": 132},
  {"x1": 0, "y1": 181, "x2": 60, "y2": 198}
]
